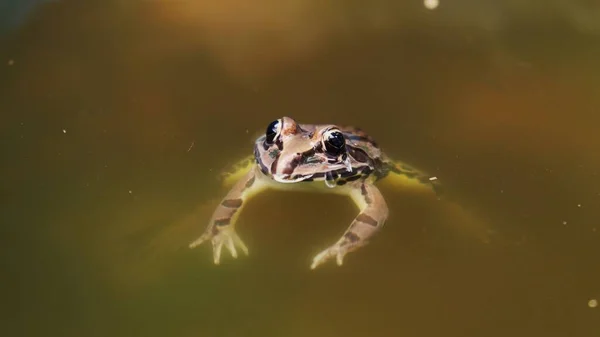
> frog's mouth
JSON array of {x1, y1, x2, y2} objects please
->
[{"x1": 272, "y1": 173, "x2": 314, "y2": 183}]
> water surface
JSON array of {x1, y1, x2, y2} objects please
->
[{"x1": 2, "y1": 1, "x2": 599, "y2": 337}]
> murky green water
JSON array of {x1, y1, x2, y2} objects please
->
[{"x1": 2, "y1": 1, "x2": 600, "y2": 337}]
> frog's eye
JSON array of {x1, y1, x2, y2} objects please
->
[
  {"x1": 323, "y1": 129, "x2": 346, "y2": 156},
  {"x1": 265, "y1": 119, "x2": 282, "y2": 145}
]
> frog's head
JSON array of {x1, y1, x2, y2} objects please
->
[{"x1": 254, "y1": 116, "x2": 353, "y2": 184}]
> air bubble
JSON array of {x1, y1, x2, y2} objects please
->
[{"x1": 424, "y1": 0, "x2": 439, "y2": 10}]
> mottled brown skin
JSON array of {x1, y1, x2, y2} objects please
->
[{"x1": 189, "y1": 116, "x2": 439, "y2": 269}]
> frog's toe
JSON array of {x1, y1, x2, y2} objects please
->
[
  {"x1": 225, "y1": 238, "x2": 238, "y2": 259},
  {"x1": 310, "y1": 245, "x2": 348, "y2": 269},
  {"x1": 189, "y1": 232, "x2": 210, "y2": 249},
  {"x1": 223, "y1": 231, "x2": 249, "y2": 259},
  {"x1": 310, "y1": 250, "x2": 330, "y2": 269},
  {"x1": 211, "y1": 229, "x2": 249, "y2": 265},
  {"x1": 232, "y1": 231, "x2": 249, "y2": 256},
  {"x1": 211, "y1": 238, "x2": 225, "y2": 265},
  {"x1": 190, "y1": 226, "x2": 249, "y2": 265}
]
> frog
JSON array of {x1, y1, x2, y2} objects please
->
[{"x1": 189, "y1": 116, "x2": 441, "y2": 269}]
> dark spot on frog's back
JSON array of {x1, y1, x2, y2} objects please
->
[
  {"x1": 268, "y1": 148, "x2": 280, "y2": 159},
  {"x1": 344, "y1": 231, "x2": 360, "y2": 243},
  {"x1": 214, "y1": 218, "x2": 231, "y2": 226},
  {"x1": 282, "y1": 154, "x2": 303, "y2": 175},
  {"x1": 345, "y1": 175, "x2": 361, "y2": 182},
  {"x1": 339, "y1": 168, "x2": 356, "y2": 178},
  {"x1": 312, "y1": 172, "x2": 326, "y2": 179},
  {"x1": 361, "y1": 167, "x2": 373, "y2": 175},
  {"x1": 282, "y1": 165, "x2": 294, "y2": 175},
  {"x1": 361, "y1": 183, "x2": 373, "y2": 204},
  {"x1": 221, "y1": 198, "x2": 243, "y2": 208},
  {"x1": 356, "y1": 213, "x2": 378, "y2": 227},
  {"x1": 347, "y1": 145, "x2": 372, "y2": 163}
]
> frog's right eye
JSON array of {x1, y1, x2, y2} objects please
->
[
  {"x1": 265, "y1": 119, "x2": 282, "y2": 145},
  {"x1": 322, "y1": 128, "x2": 346, "y2": 156}
]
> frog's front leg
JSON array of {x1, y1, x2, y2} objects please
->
[
  {"x1": 311, "y1": 181, "x2": 389, "y2": 269},
  {"x1": 189, "y1": 166, "x2": 266, "y2": 264}
]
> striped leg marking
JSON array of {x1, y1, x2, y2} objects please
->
[
  {"x1": 310, "y1": 182, "x2": 389, "y2": 269},
  {"x1": 189, "y1": 167, "x2": 265, "y2": 264}
]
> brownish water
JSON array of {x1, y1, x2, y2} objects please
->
[{"x1": 2, "y1": 1, "x2": 600, "y2": 337}]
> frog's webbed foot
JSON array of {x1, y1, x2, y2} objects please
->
[
  {"x1": 310, "y1": 238, "x2": 367, "y2": 269},
  {"x1": 189, "y1": 227, "x2": 248, "y2": 265},
  {"x1": 190, "y1": 167, "x2": 265, "y2": 265},
  {"x1": 310, "y1": 182, "x2": 388, "y2": 269}
]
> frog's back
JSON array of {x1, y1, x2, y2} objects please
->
[{"x1": 337, "y1": 124, "x2": 441, "y2": 194}]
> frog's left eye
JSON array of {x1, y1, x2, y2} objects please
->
[
  {"x1": 323, "y1": 129, "x2": 346, "y2": 156},
  {"x1": 265, "y1": 119, "x2": 282, "y2": 145}
]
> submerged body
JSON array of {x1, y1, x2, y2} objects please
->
[{"x1": 189, "y1": 116, "x2": 439, "y2": 269}]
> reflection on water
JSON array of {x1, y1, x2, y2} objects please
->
[{"x1": 2, "y1": 1, "x2": 600, "y2": 337}]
